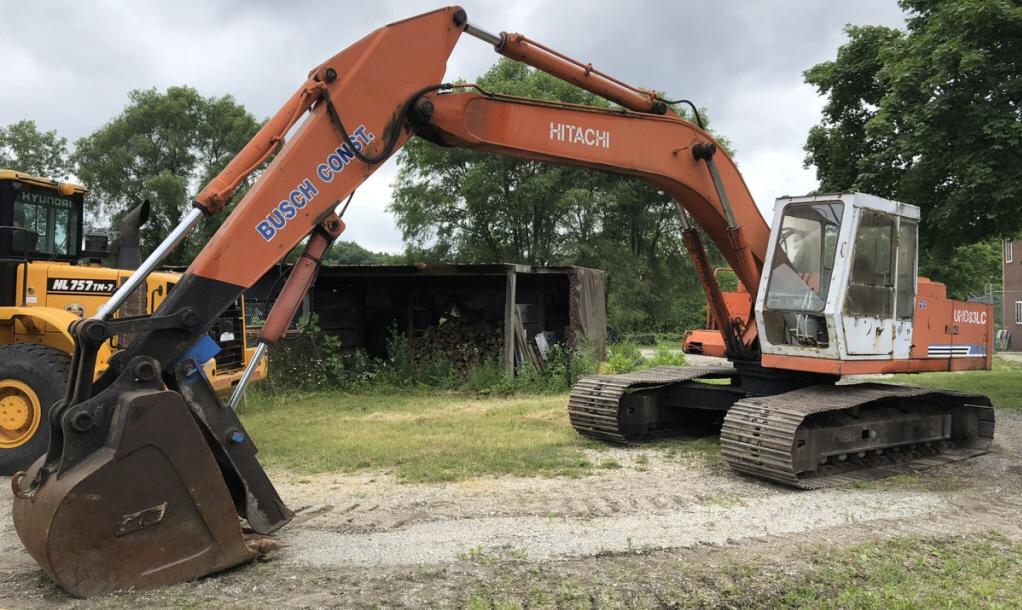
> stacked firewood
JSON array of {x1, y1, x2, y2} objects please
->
[{"x1": 413, "y1": 318, "x2": 503, "y2": 374}]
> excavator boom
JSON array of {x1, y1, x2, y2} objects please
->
[{"x1": 10, "y1": 5, "x2": 994, "y2": 597}]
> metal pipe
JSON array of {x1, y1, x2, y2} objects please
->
[
  {"x1": 95, "y1": 206, "x2": 205, "y2": 321},
  {"x1": 674, "y1": 201, "x2": 693, "y2": 230},
  {"x1": 703, "y1": 158, "x2": 739, "y2": 229},
  {"x1": 495, "y1": 33, "x2": 666, "y2": 115},
  {"x1": 464, "y1": 22, "x2": 502, "y2": 46},
  {"x1": 227, "y1": 341, "x2": 267, "y2": 410}
]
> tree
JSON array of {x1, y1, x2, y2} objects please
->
[
  {"x1": 390, "y1": 60, "x2": 606, "y2": 266},
  {"x1": 805, "y1": 0, "x2": 1022, "y2": 264},
  {"x1": 920, "y1": 239, "x2": 1001, "y2": 300},
  {"x1": 0, "y1": 120, "x2": 71, "y2": 177},
  {"x1": 73, "y1": 86, "x2": 262, "y2": 264},
  {"x1": 389, "y1": 59, "x2": 728, "y2": 334},
  {"x1": 804, "y1": 26, "x2": 904, "y2": 195},
  {"x1": 322, "y1": 240, "x2": 395, "y2": 265}
]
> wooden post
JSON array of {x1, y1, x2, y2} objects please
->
[{"x1": 504, "y1": 268, "x2": 517, "y2": 375}]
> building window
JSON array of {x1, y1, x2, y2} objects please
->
[
  {"x1": 1007, "y1": 240, "x2": 1014, "y2": 264},
  {"x1": 1016, "y1": 301, "x2": 1022, "y2": 325}
]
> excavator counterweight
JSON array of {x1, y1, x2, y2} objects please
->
[{"x1": 10, "y1": 6, "x2": 995, "y2": 597}]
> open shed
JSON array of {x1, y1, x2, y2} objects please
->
[{"x1": 246, "y1": 263, "x2": 606, "y2": 374}]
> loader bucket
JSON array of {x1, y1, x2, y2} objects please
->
[{"x1": 12, "y1": 385, "x2": 258, "y2": 598}]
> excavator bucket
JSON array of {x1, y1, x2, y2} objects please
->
[{"x1": 11, "y1": 356, "x2": 291, "y2": 598}]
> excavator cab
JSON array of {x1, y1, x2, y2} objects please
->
[{"x1": 757, "y1": 193, "x2": 919, "y2": 361}]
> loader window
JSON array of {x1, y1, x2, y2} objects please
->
[
  {"x1": 765, "y1": 201, "x2": 843, "y2": 313},
  {"x1": 844, "y1": 210, "x2": 896, "y2": 318},
  {"x1": 11, "y1": 186, "x2": 79, "y2": 257}
]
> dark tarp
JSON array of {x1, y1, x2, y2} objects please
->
[{"x1": 568, "y1": 267, "x2": 607, "y2": 359}]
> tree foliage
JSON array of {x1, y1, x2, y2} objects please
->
[
  {"x1": 805, "y1": 0, "x2": 1022, "y2": 290},
  {"x1": 920, "y1": 239, "x2": 1001, "y2": 300},
  {"x1": 74, "y1": 86, "x2": 262, "y2": 264},
  {"x1": 389, "y1": 59, "x2": 729, "y2": 334},
  {"x1": 0, "y1": 120, "x2": 71, "y2": 178},
  {"x1": 323, "y1": 240, "x2": 395, "y2": 265}
]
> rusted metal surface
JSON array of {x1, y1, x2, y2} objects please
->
[
  {"x1": 568, "y1": 365, "x2": 734, "y2": 442},
  {"x1": 258, "y1": 215, "x2": 344, "y2": 346},
  {"x1": 720, "y1": 383, "x2": 995, "y2": 489},
  {"x1": 12, "y1": 376, "x2": 257, "y2": 597},
  {"x1": 679, "y1": 217, "x2": 744, "y2": 360},
  {"x1": 173, "y1": 360, "x2": 293, "y2": 534}
]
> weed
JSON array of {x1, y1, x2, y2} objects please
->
[
  {"x1": 645, "y1": 346, "x2": 686, "y2": 367},
  {"x1": 459, "y1": 545, "x2": 492, "y2": 563},
  {"x1": 602, "y1": 342, "x2": 644, "y2": 374},
  {"x1": 455, "y1": 533, "x2": 1022, "y2": 609},
  {"x1": 508, "y1": 547, "x2": 528, "y2": 560},
  {"x1": 262, "y1": 319, "x2": 599, "y2": 396}
]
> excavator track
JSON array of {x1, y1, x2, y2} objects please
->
[
  {"x1": 568, "y1": 365, "x2": 734, "y2": 442},
  {"x1": 721, "y1": 383, "x2": 995, "y2": 489}
]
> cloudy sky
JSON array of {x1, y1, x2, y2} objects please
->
[{"x1": 3, "y1": 0, "x2": 906, "y2": 252}]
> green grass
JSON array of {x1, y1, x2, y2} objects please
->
[
  {"x1": 887, "y1": 356, "x2": 1022, "y2": 412},
  {"x1": 239, "y1": 356, "x2": 1020, "y2": 483},
  {"x1": 241, "y1": 390, "x2": 599, "y2": 482},
  {"x1": 654, "y1": 339, "x2": 684, "y2": 352},
  {"x1": 767, "y1": 534, "x2": 1022, "y2": 609},
  {"x1": 460, "y1": 533, "x2": 1022, "y2": 609},
  {"x1": 241, "y1": 389, "x2": 720, "y2": 482},
  {"x1": 653, "y1": 435, "x2": 722, "y2": 464}
]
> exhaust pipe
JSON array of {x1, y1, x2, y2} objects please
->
[{"x1": 115, "y1": 199, "x2": 151, "y2": 270}]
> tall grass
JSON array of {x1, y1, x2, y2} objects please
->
[{"x1": 262, "y1": 316, "x2": 600, "y2": 395}]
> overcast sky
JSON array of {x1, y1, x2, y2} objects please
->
[{"x1": 3, "y1": 1, "x2": 906, "y2": 253}]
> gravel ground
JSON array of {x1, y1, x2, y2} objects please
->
[
  {"x1": 999, "y1": 352, "x2": 1022, "y2": 365},
  {"x1": 2, "y1": 410, "x2": 1021, "y2": 608}
]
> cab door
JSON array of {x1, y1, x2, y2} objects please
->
[
  {"x1": 840, "y1": 209, "x2": 916, "y2": 357},
  {"x1": 892, "y1": 219, "x2": 918, "y2": 359}
]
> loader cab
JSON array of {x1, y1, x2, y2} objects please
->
[
  {"x1": 755, "y1": 193, "x2": 919, "y2": 362},
  {"x1": 0, "y1": 171, "x2": 87, "y2": 306},
  {"x1": 0, "y1": 171, "x2": 85, "y2": 262}
]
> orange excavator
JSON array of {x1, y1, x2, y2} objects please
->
[
  {"x1": 10, "y1": 6, "x2": 995, "y2": 597},
  {"x1": 681, "y1": 268, "x2": 751, "y2": 358}
]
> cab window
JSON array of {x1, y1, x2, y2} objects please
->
[
  {"x1": 844, "y1": 210, "x2": 896, "y2": 318},
  {"x1": 765, "y1": 201, "x2": 844, "y2": 313},
  {"x1": 11, "y1": 186, "x2": 79, "y2": 257},
  {"x1": 895, "y1": 220, "x2": 917, "y2": 319}
]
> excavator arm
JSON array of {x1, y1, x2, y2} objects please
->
[
  {"x1": 417, "y1": 90, "x2": 767, "y2": 357},
  {"x1": 11, "y1": 6, "x2": 773, "y2": 597},
  {"x1": 103, "y1": 11, "x2": 766, "y2": 386},
  {"x1": 420, "y1": 91, "x2": 767, "y2": 284}
]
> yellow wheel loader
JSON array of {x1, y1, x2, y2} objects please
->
[{"x1": 0, "y1": 170, "x2": 265, "y2": 474}]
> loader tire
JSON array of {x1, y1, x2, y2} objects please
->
[{"x1": 0, "y1": 344, "x2": 70, "y2": 475}]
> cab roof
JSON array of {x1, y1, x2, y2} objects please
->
[{"x1": 0, "y1": 169, "x2": 87, "y2": 194}]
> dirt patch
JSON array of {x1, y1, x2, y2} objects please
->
[{"x1": 2, "y1": 412, "x2": 1021, "y2": 608}]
